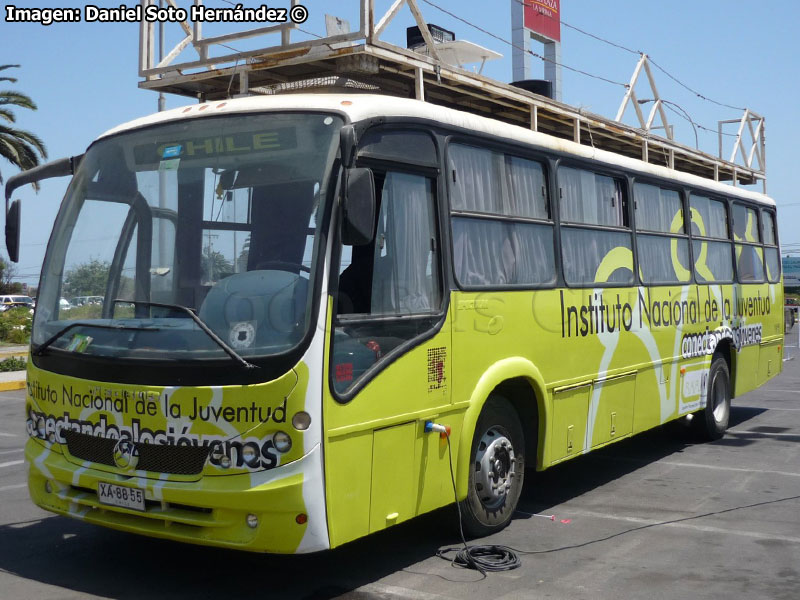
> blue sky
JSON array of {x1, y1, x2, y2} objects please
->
[{"x1": 2, "y1": 0, "x2": 799, "y2": 284}]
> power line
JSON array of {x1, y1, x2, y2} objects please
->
[
  {"x1": 647, "y1": 56, "x2": 745, "y2": 112},
  {"x1": 419, "y1": 0, "x2": 628, "y2": 88},
  {"x1": 560, "y1": 20, "x2": 639, "y2": 56},
  {"x1": 511, "y1": 0, "x2": 747, "y2": 112},
  {"x1": 636, "y1": 97, "x2": 738, "y2": 147}
]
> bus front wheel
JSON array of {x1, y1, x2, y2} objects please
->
[
  {"x1": 692, "y1": 355, "x2": 731, "y2": 441},
  {"x1": 460, "y1": 396, "x2": 525, "y2": 538}
]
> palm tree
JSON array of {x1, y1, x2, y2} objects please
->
[{"x1": 0, "y1": 65, "x2": 47, "y2": 186}]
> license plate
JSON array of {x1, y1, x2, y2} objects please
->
[{"x1": 97, "y1": 482, "x2": 146, "y2": 512}]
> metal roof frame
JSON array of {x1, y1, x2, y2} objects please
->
[{"x1": 138, "y1": 0, "x2": 766, "y2": 191}]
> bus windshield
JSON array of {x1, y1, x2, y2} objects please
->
[{"x1": 33, "y1": 112, "x2": 342, "y2": 362}]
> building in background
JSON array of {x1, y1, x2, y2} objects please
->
[{"x1": 784, "y1": 256, "x2": 800, "y2": 291}]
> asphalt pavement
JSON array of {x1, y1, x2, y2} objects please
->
[{"x1": 0, "y1": 345, "x2": 798, "y2": 599}]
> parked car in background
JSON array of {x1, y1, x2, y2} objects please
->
[
  {"x1": 0, "y1": 295, "x2": 34, "y2": 312},
  {"x1": 69, "y1": 295, "x2": 104, "y2": 307},
  {"x1": 786, "y1": 297, "x2": 799, "y2": 332}
]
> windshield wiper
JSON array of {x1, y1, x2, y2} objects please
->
[
  {"x1": 115, "y1": 300, "x2": 258, "y2": 370},
  {"x1": 33, "y1": 321, "x2": 159, "y2": 357},
  {"x1": 35, "y1": 302, "x2": 258, "y2": 370}
]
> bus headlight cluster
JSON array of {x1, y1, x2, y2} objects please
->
[{"x1": 273, "y1": 431, "x2": 292, "y2": 453}]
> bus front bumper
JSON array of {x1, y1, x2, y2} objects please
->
[{"x1": 25, "y1": 439, "x2": 328, "y2": 554}]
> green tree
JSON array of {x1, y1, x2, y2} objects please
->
[
  {"x1": 0, "y1": 65, "x2": 47, "y2": 187},
  {"x1": 202, "y1": 247, "x2": 234, "y2": 283},
  {"x1": 0, "y1": 255, "x2": 22, "y2": 294},
  {"x1": 64, "y1": 259, "x2": 110, "y2": 297},
  {"x1": 236, "y1": 234, "x2": 251, "y2": 272}
]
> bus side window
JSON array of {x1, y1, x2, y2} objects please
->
[
  {"x1": 690, "y1": 194, "x2": 733, "y2": 283},
  {"x1": 449, "y1": 143, "x2": 555, "y2": 288},
  {"x1": 732, "y1": 202, "x2": 765, "y2": 283},
  {"x1": 634, "y1": 182, "x2": 691, "y2": 285},
  {"x1": 762, "y1": 210, "x2": 780, "y2": 283},
  {"x1": 558, "y1": 166, "x2": 633, "y2": 286}
]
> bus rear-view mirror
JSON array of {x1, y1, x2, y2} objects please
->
[
  {"x1": 341, "y1": 167, "x2": 375, "y2": 246},
  {"x1": 5, "y1": 199, "x2": 20, "y2": 263}
]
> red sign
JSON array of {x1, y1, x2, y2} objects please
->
[{"x1": 523, "y1": 0, "x2": 561, "y2": 42}]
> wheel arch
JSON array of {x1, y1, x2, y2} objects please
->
[{"x1": 455, "y1": 357, "x2": 549, "y2": 499}]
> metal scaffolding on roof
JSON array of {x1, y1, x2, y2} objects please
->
[{"x1": 138, "y1": 0, "x2": 767, "y2": 192}]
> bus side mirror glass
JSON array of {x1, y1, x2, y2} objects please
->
[
  {"x1": 5, "y1": 199, "x2": 21, "y2": 263},
  {"x1": 341, "y1": 168, "x2": 375, "y2": 246}
]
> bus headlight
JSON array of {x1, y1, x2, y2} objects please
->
[
  {"x1": 209, "y1": 446, "x2": 231, "y2": 469},
  {"x1": 241, "y1": 445, "x2": 259, "y2": 467},
  {"x1": 273, "y1": 431, "x2": 292, "y2": 453},
  {"x1": 292, "y1": 411, "x2": 311, "y2": 431}
]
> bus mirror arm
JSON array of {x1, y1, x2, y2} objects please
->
[
  {"x1": 341, "y1": 167, "x2": 376, "y2": 246},
  {"x1": 4, "y1": 155, "x2": 83, "y2": 262},
  {"x1": 339, "y1": 125, "x2": 357, "y2": 169}
]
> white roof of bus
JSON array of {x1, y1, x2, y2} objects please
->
[{"x1": 100, "y1": 94, "x2": 774, "y2": 207}]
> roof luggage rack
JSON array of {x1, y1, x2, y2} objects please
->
[{"x1": 138, "y1": 0, "x2": 766, "y2": 192}]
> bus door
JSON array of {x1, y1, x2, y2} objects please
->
[{"x1": 324, "y1": 129, "x2": 453, "y2": 541}]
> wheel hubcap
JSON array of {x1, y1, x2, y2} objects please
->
[
  {"x1": 711, "y1": 371, "x2": 729, "y2": 423},
  {"x1": 474, "y1": 428, "x2": 516, "y2": 509}
]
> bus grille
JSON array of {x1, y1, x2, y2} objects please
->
[{"x1": 62, "y1": 430, "x2": 209, "y2": 475}]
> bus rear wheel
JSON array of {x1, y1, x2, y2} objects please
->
[
  {"x1": 692, "y1": 355, "x2": 731, "y2": 441},
  {"x1": 460, "y1": 396, "x2": 525, "y2": 538}
]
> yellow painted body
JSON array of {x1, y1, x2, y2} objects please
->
[
  {"x1": 25, "y1": 361, "x2": 318, "y2": 553},
  {"x1": 26, "y1": 276, "x2": 783, "y2": 552},
  {"x1": 322, "y1": 279, "x2": 783, "y2": 548}
]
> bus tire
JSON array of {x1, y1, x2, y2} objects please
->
[
  {"x1": 460, "y1": 396, "x2": 525, "y2": 538},
  {"x1": 692, "y1": 355, "x2": 731, "y2": 441}
]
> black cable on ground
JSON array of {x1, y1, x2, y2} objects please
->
[{"x1": 435, "y1": 432, "x2": 522, "y2": 575}]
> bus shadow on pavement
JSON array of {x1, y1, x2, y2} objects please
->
[
  {"x1": 729, "y1": 405, "x2": 768, "y2": 427},
  {"x1": 0, "y1": 409, "x2": 770, "y2": 599},
  {"x1": 0, "y1": 507, "x2": 460, "y2": 599},
  {"x1": 518, "y1": 404, "x2": 766, "y2": 515}
]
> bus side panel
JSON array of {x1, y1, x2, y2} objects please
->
[
  {"x1": 632, "y1": 363, "x2": 668, "y2": 434},
  {"x1": 370, "y1": 422, "x2": 415, "y2": 532},
  {"x1": 758, "y1": 339, "x2": 782, "y2": 383},
  {"x1": 452, "y1": 288, "x2": 653, "y2": 470},
  {"x1": 414, "y1": 415, "x2": 464, "y2": 514},
  {"x1": 590, "y1": 373, "x2": 635, "y2": 448},
  {"x1": 734, "y1": 336, "x2": 760, "y2": 397},
  {"x1": 733, "y1": 283, "x2": 779, "y2": 396},
  {"x1": 756, "y1": 281, "x2": 784, "y2": 388},
  {"x1": 325, "y1": 430, "x2": 373, "y2": 547},
  {"x1": 323, "y1": 301, "x2": 456, "y2": 548},
  {"x1": 550, "y1": 384, "x2": 590, "y2": 463}
]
